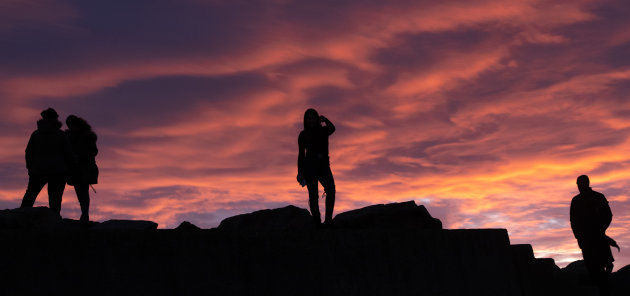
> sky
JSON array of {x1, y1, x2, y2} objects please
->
[{"x1": 1, "y1": 0, "x2": 629, "y2": 270}]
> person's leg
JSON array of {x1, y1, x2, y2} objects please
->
[
  {"x1": 74, "y1": 184, "x2": 90, "y2": 221},
  {"x1": 594, "y1": 266, "x2": 610, "y2": 296},
  {"x1": 47, "y1": 175, "x2": 66, "y2": 215},
  {"x1": 306, "y1": 179, "x2": 321, "y2": 224},
  {"x1": 21, "y1": 175, "x2": 47, "y2": 208},
  {"x1": 584, "y1": 257, "x2": 609, "y2": 296},
  {"x1": 605, "y1": 263, "x2": 613, "y2": 275},
  {"x1": 320, "y1": 165, "x2": 336, "y2": 224}
]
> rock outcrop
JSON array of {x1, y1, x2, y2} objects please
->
[
  {"x1": 332, "y1": 201, "x2": 442, "y2": 230},
  {"x1": 553, "y1": 260, "x2": 630, "y2": 296},
  {"x1": 92, "y1": 219, "x2": 158, "y2": 230},
  {"x1": 217, "y1": 205, "x2": 313, "y2": 235},
  {"x1": 175, "y1": 221, "x2": 201, "y2": 231},
  {"x1": 0, "y1": 206, "x2": 61, "y2": 230},
  {"x1": 611, "y1": 264, "x2": 630, "y2": 295},
  {"x1": 0, "y1": 202, "x2": 627, "y2": 295}
]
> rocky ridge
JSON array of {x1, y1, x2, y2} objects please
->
[{"x1": 0, "y1": 201, "x2": 627, "y2": 295}]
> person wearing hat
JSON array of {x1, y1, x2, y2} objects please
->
[{"x1": 20, "y1": 108, "x2": 73, "y2": 214}]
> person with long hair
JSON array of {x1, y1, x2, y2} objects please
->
[
  {"x1": 65, "y1": 115, "x2": 98, "y2": 222},
  {"x1": 21, "y1": 108, "x2": 72, "y2": 214},
  {"x1": 297, "y1": 108, "x2": 336, "y2": 225}
]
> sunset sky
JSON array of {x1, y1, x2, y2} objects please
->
[{"x1": 1, "y1": 0, "x2": 630, "y2": 270}]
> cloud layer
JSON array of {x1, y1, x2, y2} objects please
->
[{"x1": 1, "y1": 0, "x2": 630, "y2": 269}]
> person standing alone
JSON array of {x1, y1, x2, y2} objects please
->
[
  {"x1": 297, "y1": 108, "x2": 336, "y2": 226},
  {"x1": 570, "y1": 175, "x2": 617, "y2": 295}
]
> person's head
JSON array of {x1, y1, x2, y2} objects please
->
[
  {"x1": 303, "y1": 108, "x2": 320, "y2": 130},
  {"x1": 41, "y1": 108, "x2": 59, "y2": 120},
  {"x1": 66, "y1": 115, "x2": 92, "y2": 133},
  {"x1": 577, "y1": 175, "x2": 590, "y2": 193},
  {"x1": 39, "y1": 108, "x2": 62, "y2": 129}
]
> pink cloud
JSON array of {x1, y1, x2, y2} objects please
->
[{"x1": 0, "y1": 0, "x2": 76, "y2": 33}]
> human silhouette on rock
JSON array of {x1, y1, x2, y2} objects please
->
[
  {"x1": 20, "y1": 108, "x2": 72, "y2": 214},
  {"x1": 65, "y1": 115, "x2": 98, "y2": 222},
  {"x1": 297, "y1": 108, "x2": 336, "y2": 226},
  {"x1": 570, "y1": 175, "x2": 617, "y2": 295}
]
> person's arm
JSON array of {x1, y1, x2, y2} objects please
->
[
  {"x1": 25, "y1": 132, "x2": 35, "y2": 171},
  {"x1": 297, "y1": 132, "x2": 305, "y2": 182},
  {"x1": 90, "y1": 133, "x2": 98, "y2": 158},
  {"x1": 602, "y1": 196, "x2": 613, "y2": 231},
  {"x1": 570, "y1": 197, "x2": 586, "y2": 243},
  {"x1": 570, "y1": 199, "x2": 579, "y2": 239},
  {"x1": 320, "y1": 116, "x2": 335, "y2": 135}
]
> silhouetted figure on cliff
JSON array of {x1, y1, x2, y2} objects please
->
[
  {"x1": 297, "y1": 108, "x2": 336, "y2": 225},
  {"x1": 66, "y1": 115, "x2": 98, "y2": 222},
  {"x1": 20, "y1": 108, "x2": 72, "y2": 214},
  {"x1": 570, "y1": 175, "x2": 617, "y2": 295}
]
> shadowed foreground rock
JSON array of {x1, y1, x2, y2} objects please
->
[
  {"x1": 0, "y1": 202, "x2": 628, "y2": 295},
  {"x1": 333, "y1": 201, "x2": 442, "y2": 229},
  {"x1": 92, "y1": 219, "x2": 158, "y2": 230},
  {"x1": 218, "y1": 205, "x2": 313, "y2": 234},
  {"x1": 0, "y1": 206, "x2": 61, "y2": 230}
]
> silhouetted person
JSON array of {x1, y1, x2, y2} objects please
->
[
  {"x1": 20, "y1": 108, "x2": 72, "y2": 214},
  {"x1": 66, "y1": 115, "x2": 98, "y2": 222},
  {"x1": 570, "y1": 175, "x2": 615, "y2": 295},
  {"x1": 297, "y1": 109, "x2": 336, "y2": 225}
]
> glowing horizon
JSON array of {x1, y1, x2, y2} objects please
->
[{"x1": 1, "y1": 0, "x2": 630, "y2": 270}]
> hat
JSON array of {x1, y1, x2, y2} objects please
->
[{"x1": 41, "y1": 108, "x2": 59, "y2": 120}]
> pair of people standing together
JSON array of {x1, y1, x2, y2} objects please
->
[{"x1": 20, "y1": 108, "x2": 98, "y2": 222}]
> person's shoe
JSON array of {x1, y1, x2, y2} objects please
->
[{"x1": 80, "y1": 214, "x2": 89, "y2": 223}]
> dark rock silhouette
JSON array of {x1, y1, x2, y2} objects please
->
[
  {"x1": 218, "y1": 205, "x2": 313, "y2": 235},
  {"x1": 555, "y1": 260, "x2": 630, "y2": 296},
  {"x1": 175, "y1": 221, "x2": 201, "y2": 231},
  {"x1": 92, "y1": 219, "x2": 157, "y2": 230},
  {"x1": 0, "y1": 206, "x2": 61, "y2": 230},
  {"x1": 555, "y1": 260, "x2": 597, "y2": 295},
  {"x1": 0, "y1": 202, "x2": 628, "y2": 296},
  {"x1": 332, "y1": 200, "x2": 442, "y2": 229},
  {"x1": 511, "y1": 244, "x2": 559, "y2": 295},
  {"x1": 0, "y1": 207, "x2": 156, "y2": 231},
  {"x1": 610, "y1": 264, "x2": 630, "y2": 296}
]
